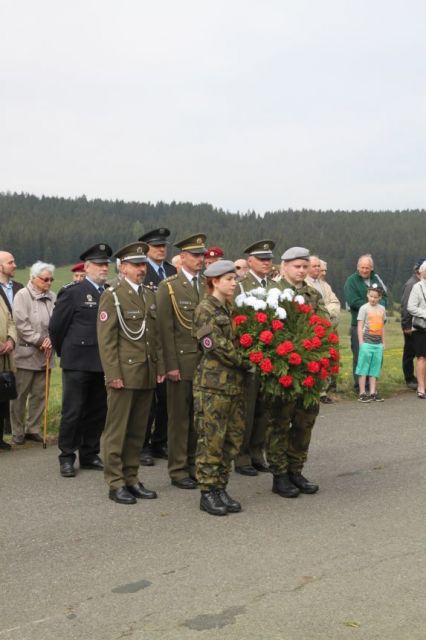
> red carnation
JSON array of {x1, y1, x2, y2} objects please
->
[
  {"x1": 239, "y1": 334, "x2": 253, "y2": 348},
  {"x1": 271, "y1": 319, "x2": 284, "y2": 331},
  {"x1": 311, "y1": 337, "x2": 322, "y2": 348},
  {"x1": 302, "y1": 339, "x2": 313, "y2": 350},
  {"x1": 329, "y1": 347, "x2": 339, "y2": 361},
  {"x1": 278, "y1": 375, "x2": 293, "y2": 387},
  {"x1": 327, "y1": 333, "x2": 339, "y2": 344},
  {"x1": 307, "y1": 361, "x2": 320, "y2": 373},
  {"x1": 298, "y1": 304, "x2": 313, "y2": 314},
  {"x1": 233, "y1": 315, "x2": 248, "y2": 326},
  {"x1": 259, "y1": 330, "x2": 274, "y2": 345},
  {"x1": 308, "y1": 315, "x2": 322, "y2": 325},
  {"x1": 289, "y1": 352, "x2": 302, "y2": 365},
  {"x1": 249, "y1": 351, "x2": 264, "y2": 363},
  {"x1": 320, "y1": 318, "x2": 332, "y2": 327},
  {"x1": 320, "y1": 357, "x2": 330, "y2": 368},
  {"x1": 320, "y1": 367, "x2": 329, "y2": 380},
  {"x1": 255, "y1": 312, "x2": 268, "y2": 323},
  {"x1": 276, "y1": 340, "x2": 295, "y2": 356},
  {"x1": 260, "y1": 358, "x2": 274, "y2": 373},
  {"x1": 314, "y1": 325, "x2": 325, "y2": 338},
  {"x1": 330, "y1": 364, "x2": 339, "y2": 374},
  {"x1": 302, "y1": 376, "x2": 315, "y2": 387}
]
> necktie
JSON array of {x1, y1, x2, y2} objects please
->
[
  {"x1": 192, "y1": 276, "x2": 199, "y2": 301},
  {"x1": 137, "y1": 285, "x2": 143, "y2": 296},
  {"x1": 260, "y1": 278, "x2": 267, "y2": 288},
  {"x1": 98, "y1": 286, "x2": 104, "y2": 294},
  {"x1": 158, "y1": 266, "x2": 165, "y2": 280}
]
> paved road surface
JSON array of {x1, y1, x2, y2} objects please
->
[{"x1": 1, "y1": 392, "x2": 425, "y2": 640}]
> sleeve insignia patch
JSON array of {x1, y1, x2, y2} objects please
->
[
  {"x1": 99, "y1": 311, "x2": 109, "y2": 322},
  {"x1": 202, "y1": 336, "x2": 213, "y2": 350}
]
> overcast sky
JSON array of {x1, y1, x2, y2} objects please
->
[{"x1": 1, "y1": 0, "x2": 425, "y2": 213}]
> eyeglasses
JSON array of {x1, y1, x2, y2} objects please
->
[{"x1": 37, "y1": 276, "x2": 54, "y2": 283}]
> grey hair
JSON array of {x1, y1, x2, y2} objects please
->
[
  {"x1": 357, "y1": 254, "x2": 374, "y2": 268},
  {"x1": 419, "y1": 261, "x2": 426, "y2": 274},
  {"x1": 30, "y1": 261, "x2": 55, "y2": 278}
]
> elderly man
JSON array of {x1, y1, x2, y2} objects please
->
[
  {"x1": 234, "y1": 258, "x2": 249, "y2": 278},
  {"x1": 138, "y1": 228, "x2": 177, "y2": 465},
  {"x1": 233, "y1": 240, "x2": 275, "y2": 476},
  {"x1": 266, "y1": 247, "x2": 328, "y2": 498},
  {"x1": 97, "y1": 242, "x2": 164, "y2": 504},
  {"x1": 49, "y1": 243, "x2": 112, "y2": 478},
  {"x1": 344, "y1": 255, "x2": 388, "y2": 389},
  {"x1": 156, "y1": 233, "x2": 207, "y2": 489},
  {"x1": 401, "y1": 259, "x2": 425, "y2": 389}
]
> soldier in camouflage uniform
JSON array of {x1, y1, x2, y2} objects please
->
[
  {"x1": 193, "y1": 260, "x2": 249, "y2": 516},
  {"x1": 266, "y1": 247, "x2": 329, "y2": 498}
]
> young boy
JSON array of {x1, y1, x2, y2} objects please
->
[{"x1": 356, "y1": 284, "x2": 386, "y2": 402}]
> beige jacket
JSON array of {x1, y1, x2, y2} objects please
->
[
  {"x1": 0, "y1": 296, "x2": 17, "y2": 372},
  {"x1": 306, "y1": 277, "x2": 341, "y2": 325},
  {"x1": 13, "y1": 282, "x2": 56, "y2": 370}
]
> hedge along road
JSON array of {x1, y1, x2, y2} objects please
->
[{"x1": 0, "y1": 391, "x2": 425, "y2": 640}]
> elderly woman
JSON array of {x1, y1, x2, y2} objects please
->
[
  {"x1": 407, "y1": 260, "x2": 426, "y2": 399},
  {"x1": 10, "y1": 261, "x2": 56, "y2": 444},
  {"x1": 0, "y1": 296, "x2": 17, "y2": 450}
]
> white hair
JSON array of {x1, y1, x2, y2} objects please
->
[
  {"x1": 30, "y1": 261, "x2": 55, "y2": 278},
  {"x1": 419, "y1": 261, "x2": 426, "y2": 274}
]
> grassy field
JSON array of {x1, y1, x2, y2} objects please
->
[{"x1": 13, "y1": 266, "x2": 408, "y2": 434}]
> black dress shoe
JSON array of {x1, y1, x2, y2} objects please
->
[
  {"x1": 200, "y1": 490, "x2": 228, "y2": 516},
  {"x1": 60, "y1": 462, "x2": 76, "y2": 478},
  {"x1": 252, "y1": 462, "x2": 270, "y2": 473},
  {"x1": 80, "y1": 457, "x2": 104, "y2": 470},
  {"x1": 151, "y1": 447, "x2": 168, "y2": 460},
  {"x1": 216, "y1": 489, "x2": 242, "y2": 513},
  {"x1": 140, "y1": 451, "x2": 155, "y2": 466},
  {"x1": 171, "y1": 477, "x2": 197, "y2": 489},
  {"x1": 288, "y1": 472, "x2": 319, "y2": 494},
  {"x1": 25, "y1": 433, "x2": 43, "y2": 443},
  {"x1": 109, "y1": 486, "x2": 137, "y2": 505},
  {"x1": 320, "y1": 395, "x2": 334, "y2": 404},
  {"x1": 235, "y1": 465, "x2": 258, "y2": 476},
  {"x1": 272, "y1": 473, "x2": 300, "y2": 498},
  {"x1": 0, "y1": 440, "x2": 12, "y2": 450},
  {"x1": 126, "y1": 482, "x2": 158, "y2": 499}
]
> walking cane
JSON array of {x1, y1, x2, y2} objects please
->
[{"x1": 43, "y1": 350, "x2": 50, "y2": 449}]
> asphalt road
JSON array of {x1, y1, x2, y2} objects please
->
[{"x1": 1, "y1": 391, "x2": 425, "y2": 640}]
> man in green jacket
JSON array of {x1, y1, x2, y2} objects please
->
[{"x1": 344, "y1": 254, "x2": 388, "y2": 389}]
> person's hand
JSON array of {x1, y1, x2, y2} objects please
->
[
  {"x1": 3, "y1": 339, "x2": 14, "y2": 354},
  {"x1": 166, "y1": 369, "x2": 181, "y2": 382},
  {"x1": 403, "y1": 328, "x2": 412, "y2": 335},
  {"x1": 109, "y1": 379, "x2": 124, "y2": 389},
  {"x1": 41, "y1": 337, "x2": 52, "y2": 351},
  {"x1": 157, "y1": 374, "x2": 166, "y2": 383}
]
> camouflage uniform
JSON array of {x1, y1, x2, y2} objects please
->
[
  {"x1": 265, "y1": 277, "x2": 328, "y2": 475},
  {"x1": 192, "y1": 295, "x2": 246, "y2": 491}
]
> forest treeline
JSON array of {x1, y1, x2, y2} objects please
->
[{"x1": 1, "y1": 191, "x2": 425, "y2": 304}]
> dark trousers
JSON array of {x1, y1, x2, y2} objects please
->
[
  {"x1": 0, "y1": 401, "x2": 8, "y2": 441},
  {"x1": 142, "y1": 380, "x2": 168, "y2": 453},
  {"x1": 402, "y1": 332, "x2": 416, "y2": 382},
  {"x1": 58, "y1": 370, "x2": 107, "y2": 464}
]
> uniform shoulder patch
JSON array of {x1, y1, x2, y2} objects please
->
[
  {"x1": 164, "y1": 274, "x2": 178, "y2": 283},
  {"x1": 201, "y1": 335, "x2": 214, "y2": 350}
]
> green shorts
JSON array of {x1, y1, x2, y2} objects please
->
[{"x1": 356, "y1": 343, "x2": 383, "y2": 378}]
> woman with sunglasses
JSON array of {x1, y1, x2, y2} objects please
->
[{"x1": 10, "y1": 261, "x2": 56, "y2": 445}]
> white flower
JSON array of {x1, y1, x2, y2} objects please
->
[
  {"x1": 275, "y1": 307, "x2": 287, "y2": 320},
  {"x1": 248, "y1": 287, "x2": 267, "y2": 298},
  {"x1": 294, "y1": 294, "x2": 305, "y2": 304},
  {"x1": 266, "y1": 290, "x2": 280, "y2": 309},
  {"x1": 235, "y1": 293, "x2": 248, "y2": 307},
  {"x1": 280, "y1": 288, "x2": 295, "y2": 301}
]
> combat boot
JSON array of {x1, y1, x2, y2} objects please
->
[
  {"x1": 288, "y1": 472, "x2": 319, "y2": 494},
  {"x1": 272, "y1": 473, "x2": 300, "y2": 498},
  {"x1": 216, "y1": 489, "x2": 242, "y2": 513},
  {"x1": 200, "y1": 490, "x2": 228, "y2": 516}
]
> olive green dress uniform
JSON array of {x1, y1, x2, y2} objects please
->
[
  {"x1": 265, "y1": 275, "x2": 328, "y2": 477},
  {"x1": 156, "y1": 234, "x2": 207, "y2": 482},
  {"x1": 193, "y1": 295, "x2": 246, "y2": 491},
  {"x1": 97, "y1": 279, "x2": 164, "y2": 490}
]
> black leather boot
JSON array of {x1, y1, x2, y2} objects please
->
[
  {"x1": 217, "y1": 489, "x2": 242, "y2": 513},
  {"x1": 200, "y1": 490, "x2": 228, "y2": 516},
  {"x1": 288, "y1": 472, "x2": 319, "y2": 494},
  {"x1": 272, "y1": 473, "x2": 300, "y2": 498}
]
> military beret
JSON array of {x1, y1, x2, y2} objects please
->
[
  {"x1": 71, "y1": 262, "x2": 85, "y2": 273},
  {"x1": 114, "y1": 241, "x2": 149, "y2": 263},
  {"x1": 281, "y1": 246, "x2": 310, "y2": 261},
  {"x1": 204, "y1": 260, "x2": 236, "y2": 278},
  {"x1": 244, "y1": 239, "x2": 275, "y2": 259},
  {"x1": 80, "y1": 243, "x2": 113, "y2": 263},
  {"x1": 138, "y1": 227, "x2": 171, "y2": 245},
  {"x1": 206, "y1": 246, "x2": 224, "y2": 258},
  {"x1": 174, "y1": 233, "x2": 207, "y2": 254}
]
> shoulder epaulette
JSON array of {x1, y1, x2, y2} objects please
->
[
  {"x1": 63, "y1": 281, "x2": 77, "y2": 289},
  {"x1": 163, "y1": 274, "x2": 179, "y2": 283}
]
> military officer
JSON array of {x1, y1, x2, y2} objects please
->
[
  {"x1": 193, "y1": 260, "x2": 248, "y2": 516},
  {"x1": 138, "y1": 228, "x2": 177, "y2": 465},
  {"x1": 50, "y1": 243, "x2": 112, "y2": 477},
  {"x1": 97, "y1": 242, "x2": 164, "y2": 505},
  {"x1": 233, "y1": 239, "x2": 275, "y2": 476},
  {"x1": 204, "y1": 246, "x2": 224, "y2": 268},
  {"x1": 266, "y1": 247, "x2": 328, "y2": 498},
  {"x1": 156, "y1": 233, "x2": 207, "y2": 489}
]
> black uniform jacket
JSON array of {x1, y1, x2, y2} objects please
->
[
  {"x1": 49, "y1": 279, "x2": 105, "y2": 372},
  {"x1": 144, "y1": 261, "x2": 177, "y2": 292}
]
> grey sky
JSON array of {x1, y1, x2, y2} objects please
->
[{"x1": 1, "y1": 0, "x2": 425, "y2": 212}]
